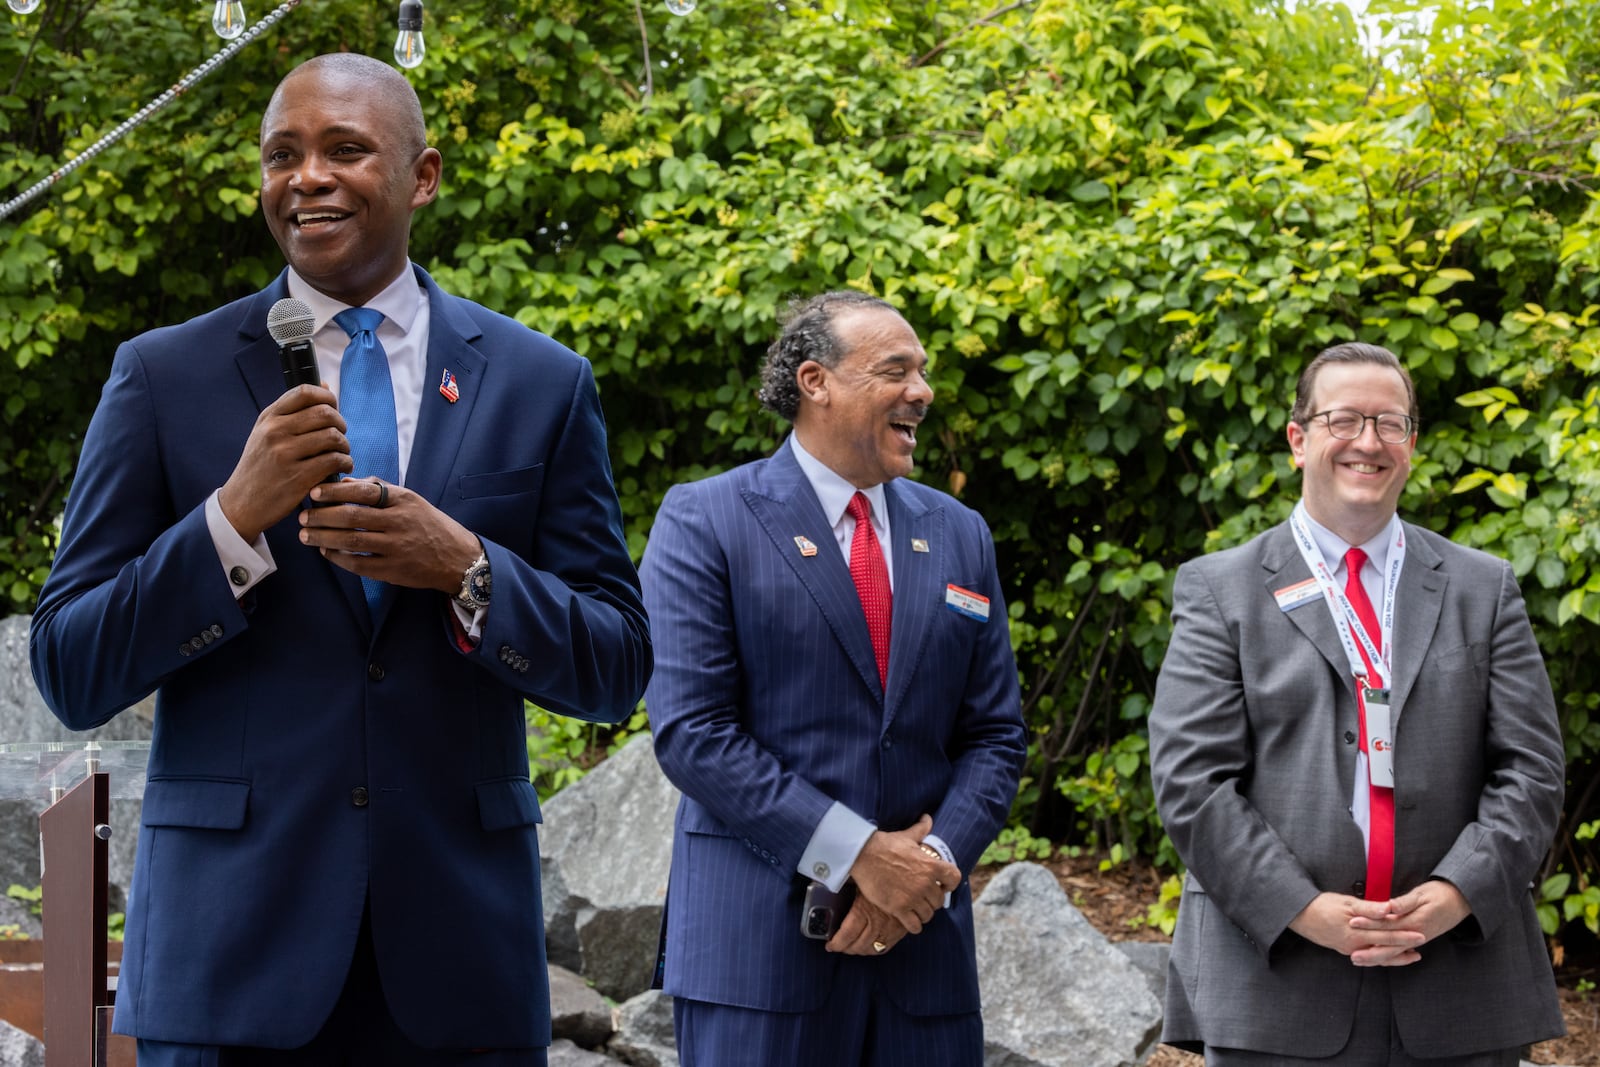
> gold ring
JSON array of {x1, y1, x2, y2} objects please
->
[{"x1": 872, "y1": 939, "x2": 888, "y2": 954}]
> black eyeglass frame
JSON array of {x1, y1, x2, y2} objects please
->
[{"x1": 1304, "y1": 408, "x2": 1417, "y2": 444}]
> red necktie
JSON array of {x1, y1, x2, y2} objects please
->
[
  {"x1": 847, "y1": 492, "x2": 892, "y2": 689},
  {"x1": 1345, "y1": 547, "x2": 1394, "y2": 901}
]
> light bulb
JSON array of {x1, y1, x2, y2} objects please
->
[
  {"x1": 665, "y1": 0, "x2": 696, "y2": 14},
  {"x1": 7, "y1": 0, "x2": 43, "y2": 14},
  {"x1": 211, "y1": 0, "x2": 246, "y2": 39},
  {"x1": 394, "y1": 0, "x2": 425, "y2": 69}
]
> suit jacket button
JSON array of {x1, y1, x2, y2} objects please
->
[
  {"x1": 1352, "y1": 881, "x2": 1365, "y2": 896},
  {"x1": 351, "y1": 787, "x2": 369, "y2": 807},
  {"x1": 368, "y1": 663, "x2": 385, "y2": 682},
  {"x1": 881, "y1": 734, "x2": 893, "y2": 750},
  {"x1": 229, "y1": 565, "x2": 249, "y2": 586},
  {"x1": 1343, "y1": 730, "x2": 1356, "y2": 745}
]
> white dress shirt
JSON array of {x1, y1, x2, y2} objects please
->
[{"x1": 788, "y1": 434, "x2": 954, "y2": 898}]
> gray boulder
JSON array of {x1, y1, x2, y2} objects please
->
[
  {"x1": 549, "y1": 963, "x2": 616, "y2": 1049},
  {"x1": 540, "y1": 735, "x2": 678, "y2": 1002},
  {"x1": 976, "y1": 862, "x2": 1163, "y2": 1067},
  {"x1": 607, "y1": 989, "x2": 677, "y2": 1067},
  {"x1": 1113, "y1": 940, "x2": 1170, "y2": 1005},
  {"x1": 0, "y1": 615, "x2": 151, "y2": 912},
  {"x1": 548, "y1": 1039, "x2": 619, "y2": 1067},
  {"x1": 0, "y1": 1020, "x2": 45, "y2": 1067}
]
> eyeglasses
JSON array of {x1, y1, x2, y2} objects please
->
[{"x1": 1306, "y1": 409, "x2": 1416, "y2": 444}]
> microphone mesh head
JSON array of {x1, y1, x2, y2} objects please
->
[{"x1": 266, "y1": 298, "x2": 316, "y2": 345}]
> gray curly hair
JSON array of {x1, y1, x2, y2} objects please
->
[{"x1": 758, "y1": 291, "x2": 897, "y2": 421}]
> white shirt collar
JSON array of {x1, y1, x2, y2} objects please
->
[
  {"x1": 1298, "y1": 505, "x2": 1398, "y2": 575},
  {"x1": 286, "y1": 263, "x2": 424, "y2": 339},
  {"x1": 788, "y1": 433, "x2": 889, "y2": 530}
]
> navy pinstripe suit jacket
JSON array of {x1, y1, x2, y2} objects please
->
[{"x1": 642, "y1": 438, "x2": 1025, "y2": 1016}]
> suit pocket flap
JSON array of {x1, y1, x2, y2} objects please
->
[
  {"x1": 476, "y1": 777, "x2": 542, "y2": 831},
  {"x1": 142, "y1": 778, "x2": 250, "y2": 830},
  {"x1": 460, "y1": 464, "x2": 544, "y2": 500}
]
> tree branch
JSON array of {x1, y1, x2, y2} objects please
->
[{"x1": 909, "y1": 0, "x2": 1035, "y2": 69}]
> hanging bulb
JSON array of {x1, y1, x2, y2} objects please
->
[
  {"x1": 211, "y1": 0, "x2": 246, "y2": 39},
  {"x1": 394, "y1": 0, "x2": 425, "y2": 69},
  {"x1": 665, "y1": 0, "x2": 696, "y2": 14},
  {"x1": 6, "y1": 0, "x2": 43, "y2": 14}
]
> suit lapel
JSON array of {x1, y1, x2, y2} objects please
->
[
  {"x1": 883, "y1": 485, "x2": 942, "y2": 724},
  {"x1": 1261, "y1": 523, "x2": 1349, "y2": 683},
  {"x1": 740, "y1": 444, "x2": 883, "y2": 699},
  {"x1": 400, "y1": 268, "x2": 486, "y2": 508},
  {"x1": 1387, "y1": 523, "x2": 1445, "y2": 720}
]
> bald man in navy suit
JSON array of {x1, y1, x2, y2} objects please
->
[{"x1": 31, "y1": 53, "x2": 649, "y2": 1065}]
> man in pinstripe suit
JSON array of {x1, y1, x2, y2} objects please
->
[{"x1": 642, "y1": 291, "x2": 1027, "y2": 1065}]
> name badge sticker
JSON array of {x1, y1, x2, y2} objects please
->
[
  {"x1": 945, "y1": 584, "x2": 990, "y2": 621},
  {"x1": 1363, "y1": 687, "x2": 1394, "y2": 788},
  {"x1": 1274, "y1": 578, "x2": 1321, "y2": 612}
]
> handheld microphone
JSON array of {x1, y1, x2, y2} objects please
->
[
  {"x1": 266, "y1": 297, "x2": 319, "y2": 391},
  {"x1": 266, "y1": 297, "x2": 340, "y2": 494}
]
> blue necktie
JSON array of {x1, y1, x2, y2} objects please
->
[{"x1": 334, "y1": 307, "x2": 398, "y2": 611}]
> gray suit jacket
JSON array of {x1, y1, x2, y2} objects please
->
[{"x1": 1149, "y1": 519, "x2": 1564, "y2": 1058}]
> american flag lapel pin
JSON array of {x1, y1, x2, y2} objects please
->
[
  {"x1": 438, "y1": 368, "x2": 460, "y2": 403},
  {"x1": 911, "y1": 538, "x2": 929, "y2": 553},
  {"x1": 794, "y1": 535, "x2": 819, "y2": 557}
]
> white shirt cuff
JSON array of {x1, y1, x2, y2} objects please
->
[
  {"x1": 450, "y1": 599, "x2": 487, "y2": 642},
  {"x1": 923, "y1": 832, "x2": 955, "y2": 909},
  {"x1": 798, "y1": 802, "x2": 875, "y2": 893},
  {"x1": 206, "y1": 491, "x2": 276, "y2": 598}
]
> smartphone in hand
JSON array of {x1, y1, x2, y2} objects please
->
[{"x1": 801, "y1": 880, "x2": 857, "y2": 940}]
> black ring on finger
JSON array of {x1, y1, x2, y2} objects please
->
[{"x1": 375, "y1": 481, "x2": 389, "y2": 509}]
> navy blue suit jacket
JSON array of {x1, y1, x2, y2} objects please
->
[
  {"x1": 29, "y1": 266, "x2": 651, "y2": 1049},
  {"x1": 642, "y1": 440, "x2": 1025, "y2": 1016}
]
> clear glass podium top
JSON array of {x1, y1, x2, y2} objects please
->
[{"x1": 0, "y1": 740, "x2": 151, "y2": 801}]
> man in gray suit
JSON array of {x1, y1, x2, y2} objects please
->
[{"x1": 1150, "y1": 342, "x2": 1565, "y2": 1065}]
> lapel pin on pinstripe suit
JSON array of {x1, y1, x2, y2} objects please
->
[
  {"x1": 911, "y1": 538, "x2": 929, "y2": 553},
  {"x1": 793, "y1": 535, "x2": 819, "y2": 557}
]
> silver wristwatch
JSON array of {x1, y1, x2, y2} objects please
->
[{"x1": 455, "y1": 551, "x2": 491, "y2": 611}]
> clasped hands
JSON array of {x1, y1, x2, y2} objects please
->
[
  {"x1": 825, "y1": 814, "x2": 962, "y2": 957},
  {"x1": 1289, "y1": 880, "x2": 1471, "y2": 967}
]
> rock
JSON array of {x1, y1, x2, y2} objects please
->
[
  {"x1": 0, "y1": 615, "x2": 151, "y2": 917},
  {"x1": 1113, "y1": 940, "x2": 1170, "y2": 1005},
  {"x1": 607, "y1": 989, "x2": 677, "y2": 1067},
  {"x1": 541, "y1": 735, "x2": 678, "y2": 1001},
  {"x1": 548, "y1": 1039, "x2": 619, "y2": 1067},
  {"x1": 550, "y1": 963, "x2": 615, "y2": 1049},
  {"x1": 975, "y1": 862, "x2": 1162, "y2": 1067},
  {"x1": 0, "y1": 1019, "x2": 45, "y2": 1067}
]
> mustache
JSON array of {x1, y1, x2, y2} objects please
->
[{"x1": 891, "y1": 405, "x2": 928, "y2": 423}]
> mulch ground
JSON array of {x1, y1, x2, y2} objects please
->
[{"x1": 971, "y1": 854, "x2": 1600, "y2": 1067}]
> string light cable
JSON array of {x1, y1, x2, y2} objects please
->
[{"x1": 0, "y1": 0, "x2": 303, "y2": 223}]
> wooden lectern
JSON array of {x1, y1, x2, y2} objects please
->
[{"x1": 0, "y1": 741, "x2": 144, "y2": 1066}]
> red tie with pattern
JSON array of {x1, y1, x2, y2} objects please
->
[
  {"x1": 847, "y1": 492, "x2": 892, "y2": 689},
  {"x1": 1345, "y1": 547, "x2": 1395, "y2": 901}
]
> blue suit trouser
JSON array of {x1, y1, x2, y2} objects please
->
[{"x1": 673, "y1": 955, "x2": 982, "y2": 1067}]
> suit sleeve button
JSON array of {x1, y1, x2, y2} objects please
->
[
  {"x1": 210, "y1": 624, "x2": 224, "y2": 638},
  {"x1": 178, "y1": 644, "x2": 192, "y2": 657},
  {"x1": 1343, "y1": 731, "x2": 1356, "y2": 745},
  {"x1": 351, "y1": 787, "x2": 369, "y2": 807},
  {"x1": 229, "y1": 566, "x2": 249, "y2": 586},
  {"x1": 368, "y1": 663, "x2": 385, "y2": 682}
]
